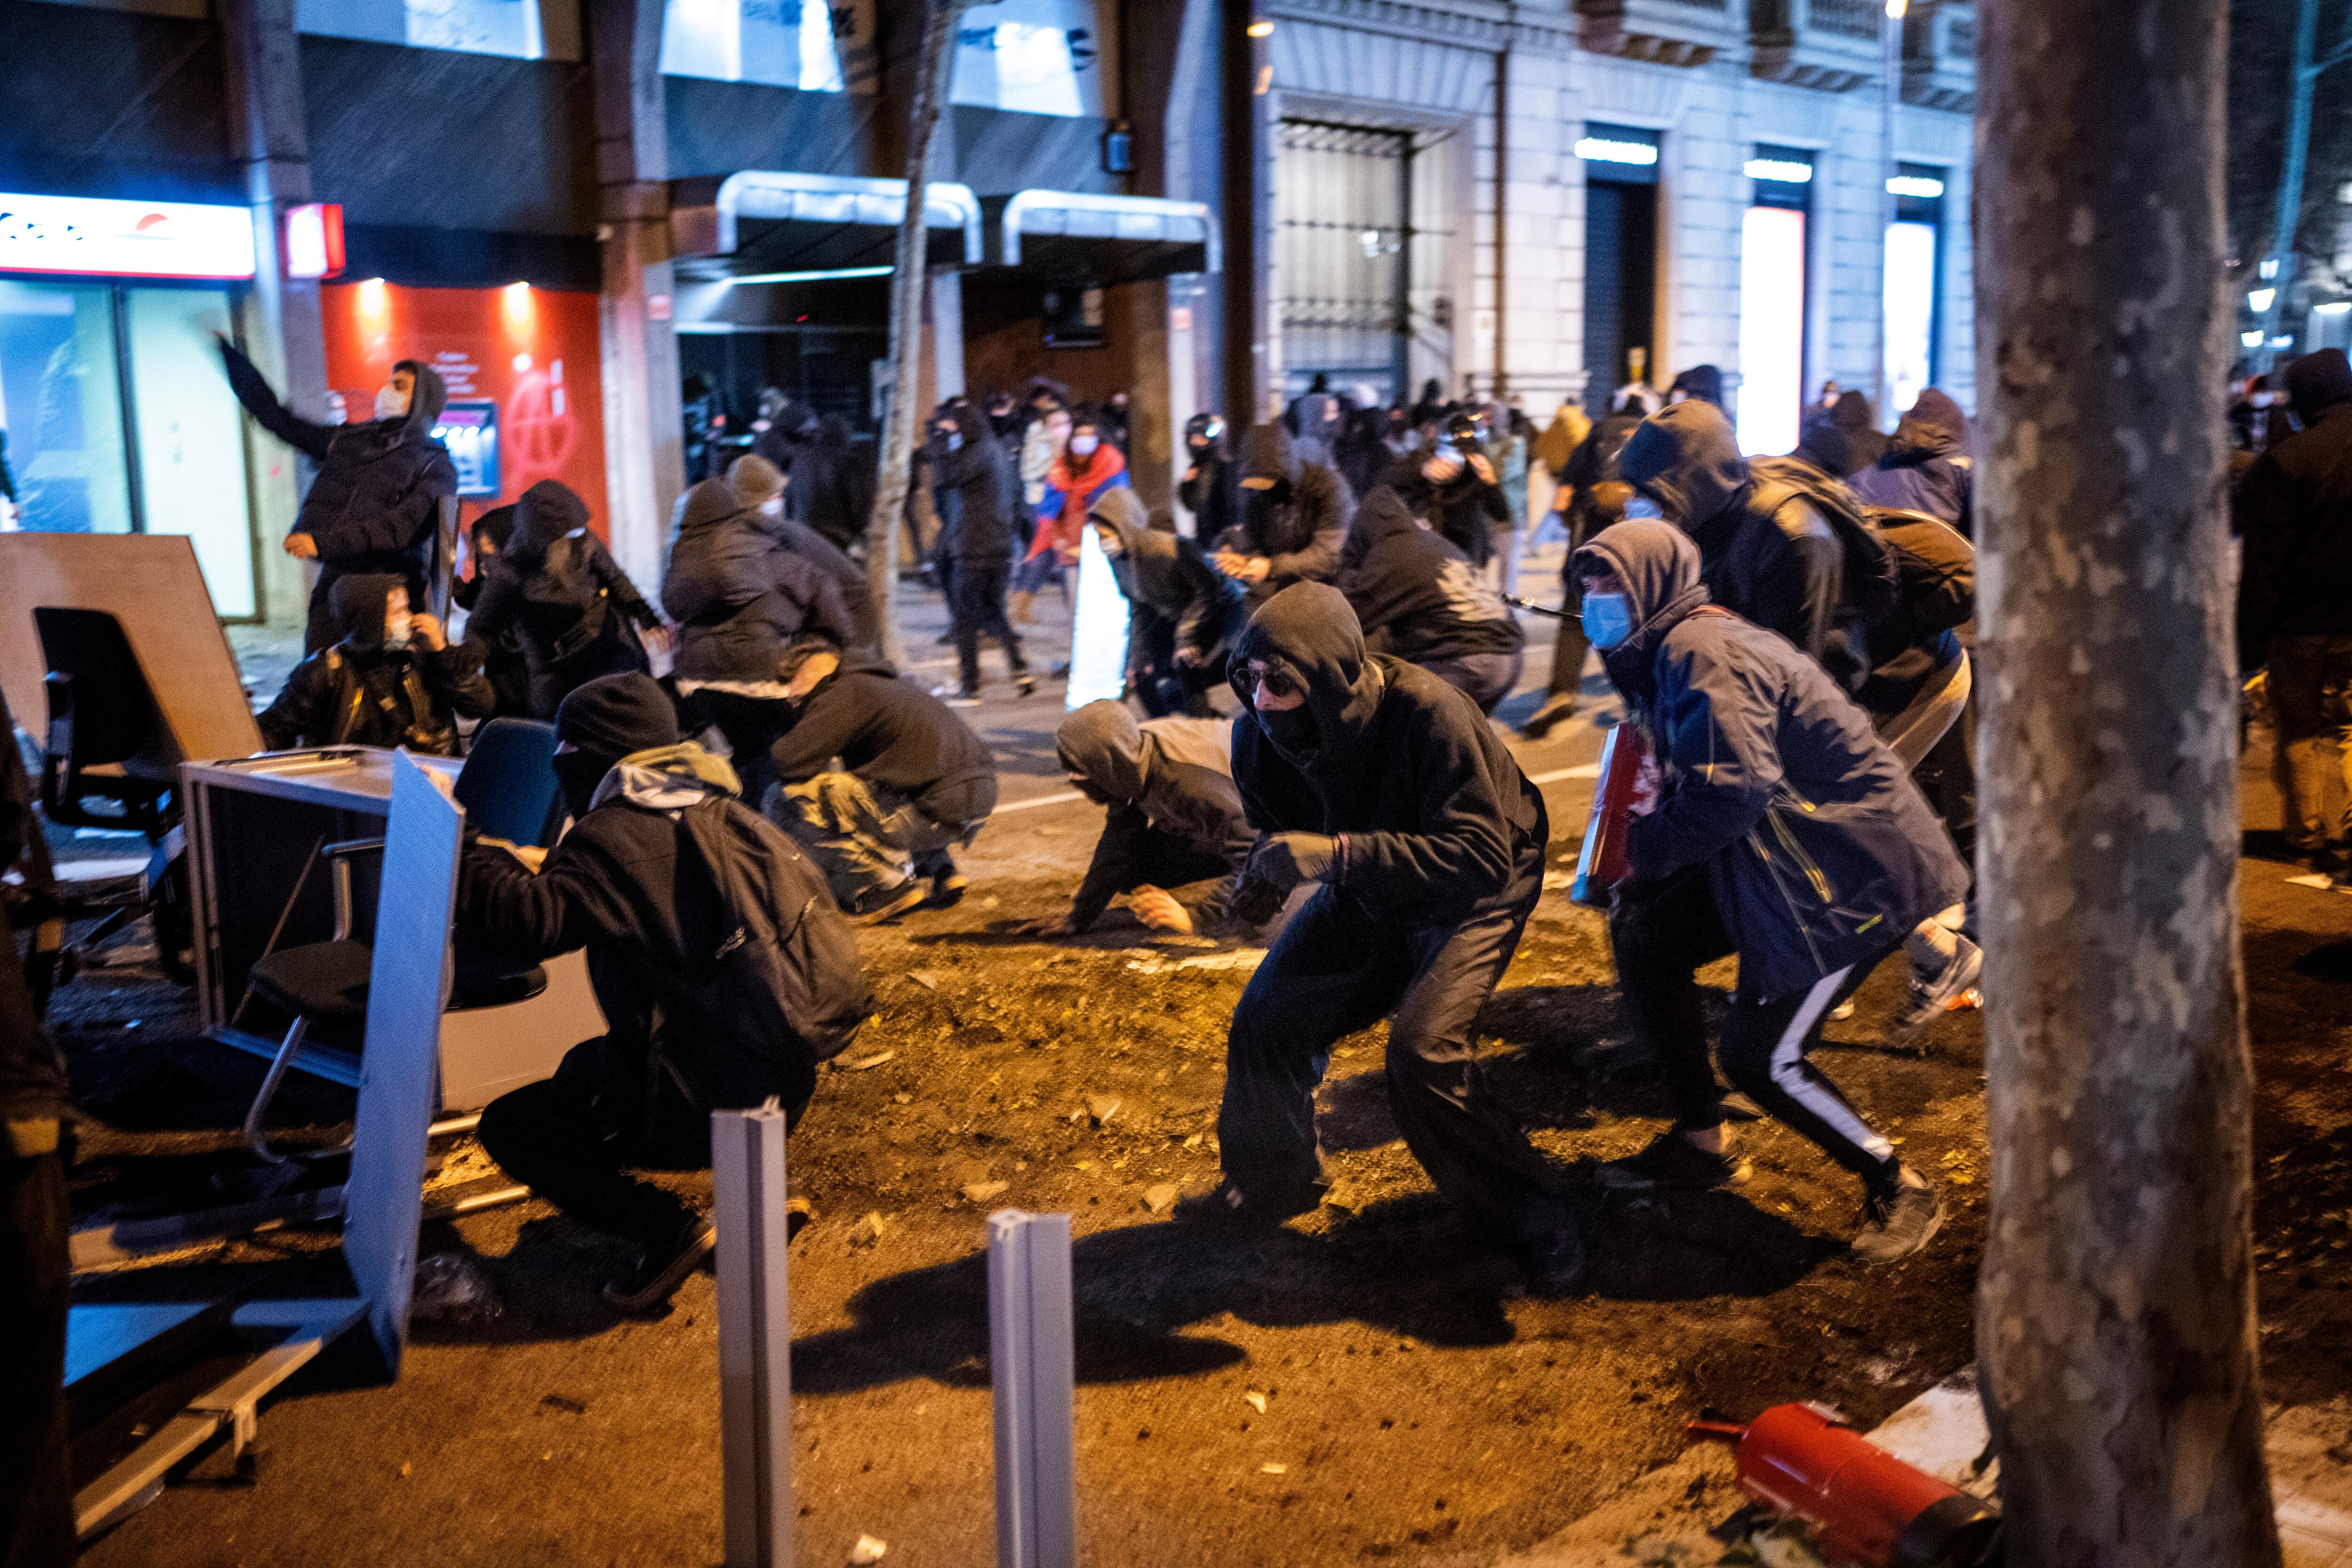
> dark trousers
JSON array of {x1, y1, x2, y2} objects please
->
[
  {"x1": 1608, "y1": 869, "x2": 1901, "y2": 1183},
  {"x1": 1217, "y1": 863, "x2": 1573, "y2": 1250},
  {"x1": 477, "y1": 1037, "x2": 816, "y2": 1249},
  {"x1": 1130, "y1": 618, "x2": 1227, "y2": 719},
  {"x1": 1, "y1": 1151, "x2": 72, "y2": 1568},
  {"x1": 680, "y1": 688, "x2": 795, "y2": 805},
  {"x1": 953, "y1": 557, "x2": 1025, "y2": 690}
]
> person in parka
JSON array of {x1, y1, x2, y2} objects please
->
[
  {"x1": 1851, "y1": 389, "x2": 1973, "y2": 533},
  {"x1": 219, "y1": 339, "x2": 459, "y2": 652},
  {"x1": 257, "y1": 573, "x2": 496, "y2": 754},
  {"x1": 1090, "y1": 489, "x2": 1245, "y2": 716},
  {"x1": 1213, "y1": 425, "x2": 1352, "y2": 606},
  {"x1": 1174, "y1": 583, "x2": 1585, "y2": 1296},
  {"x1": 462, "y1": 674, "x2": 865, "y2": 1312},
  {"x1": 463, "y1": 480, "x2": 665, "y2": 719},
  {"x1": 725, "y1": 456, "x2": 879, "y2": 654},
  {"x1": 929, "y1": 402, "x2": 1032, "y2": 703},
  {"x1": 663, "y1": 475, "x2": 856, "y2": 799},
  {"x1": 1574, "y1": 520, "x2": 1960, "y2": 1263},
  {"x1": 1339, "y1": 487, "x2": 1525, "y2": 714},
  {"x1": 1017, "y1": 702, "x2": 1281, "y2": 940}
]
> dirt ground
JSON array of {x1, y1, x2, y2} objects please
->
[{"x1": 48, "y1": 601, "x2": 2352, "y2": 1568}]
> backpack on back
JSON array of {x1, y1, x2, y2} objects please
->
[
  {"x1": 1865, "y1": 507, "x2": 1976, "y2": 643},
  {"x1": 1747, "y1": 456, "x2": 1902, "y2": 627}
]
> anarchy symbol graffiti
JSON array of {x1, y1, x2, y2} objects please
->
[{"x1": 503, "y1": 365, "x2": 575, "y2": 491}]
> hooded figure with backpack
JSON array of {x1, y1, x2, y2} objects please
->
[
  {"x1": 1339, "y1": 487, "x2": 1525, "y2": 714},
  {"x1": 463, "y1": 480, "x2": 665, "y2": 719},
  {"x1": 257, "y1": 574, "x2": 495, "y2": 753},
  {"x1": 462, "y1": 673, "x2": 872, "y2": 1312},
  {"x1": 1851, "y1": 389, "x2": 1973, "y2": 533}
]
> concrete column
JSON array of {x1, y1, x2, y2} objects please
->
[
  {"x1": 218, "y1": 0, "x2": 326, "y2": 629},
  {"x1": 929, "y1": 268, "x2": 965, "y2": 404},
  {"x1": 1219, "y1": 0, "x2": 1274, "y2": 423},
  {"x1": 589, "y1": 0, "x2": 686, "y2": 590}
]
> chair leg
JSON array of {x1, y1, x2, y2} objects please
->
[{"x1": 243, "y1": 1017, "x2": 352, "y2": 1166}]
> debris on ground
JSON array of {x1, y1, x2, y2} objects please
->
[
  {"x1": 410, "y1": 1253, "x2": 501, "y2": 1322},
  {"x1": 842, "y1": 1051, "x2": 897, "y2": 1072},
  {"x1": 1244, "y1": 1390, "x2": 1269, "y2": 1414},
  {"x1": 849, "y1": 1535, "x2": 888, "y2": 1564},
  {"x1": 905, "y1": 970, "x2": 941, "y2": 990},
  {"x1": 1086, "y1": 1094, "x2": 1122, "y2": 1126},
  {"x1": 1141, "y1": 1182, "x2": 1180, "y2": 1212},
  {"x1": 849, "y1": 1211, "x2": 890, "y2": 1247},
  {"x1": 1260, "y1": 1463, "x2": 1287, "y2": 1475},
  {"x1": 961, "y1": 1180, "x2": 1009, "y2": 1205}
]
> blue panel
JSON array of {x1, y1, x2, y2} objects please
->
[{"x1": 64, "y1": 1302, "x2": 217, "y2": 1388}]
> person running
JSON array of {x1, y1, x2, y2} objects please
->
[
  {"x1": 1575, "y1": 519, "x2": 1960, "y2": 1263},
  {"x1": 930, "y1": 402, "x2": 1032, "y2": 705}
]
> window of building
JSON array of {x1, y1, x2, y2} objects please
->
[
  {"x1": 659, "y1": 0, "x2": 850, "y2": 89},
  {"x1": 1884, "y1": 163, "x2": 1946, "y2": 417},
  {"x1": 952, "y1": 0, "x2": 1116, "y2": 119},
  {"x1": 1737, "y1": 144, "x2": 1815, "y2": 456},
  {"x1": 1581, "y1": 123, "x2": 1661, "y2": 418},
  {"x1": 296, "y1": 0, "x2": 582, "y2": 61}
]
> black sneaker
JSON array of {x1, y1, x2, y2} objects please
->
[
  {"x1": 1169, "y1": 1177, "x2": 1325, "y2": 1230},
  {"x1": 849, "y1": 879, "x2": 930, "y2": 925},
  {"x1": 1517, "y1": 692, "x2": 1578, "y2": 740},
  {"x1": 928, "y1": 865, "x2": 970, "y2": 909},
  {"x1": 1595, "y1": 1132, "x2": 1748, "y2": 1191},
  {"x1": 1853, "y1": 1173, "x2": 1943, "y2": 1265},
  {"x1": 604, "y1": 1215, "x2": 716, "y2": 1313},
  {"x1": 1012, "y1": 671, "x2": 1037, "y2": 699},
  {"x1": 1512, "y1": 1227, "x2": 1588, "y2": 1297}
]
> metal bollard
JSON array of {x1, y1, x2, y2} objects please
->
[
  {"x1": 987, "y1": 1210, "x2": 1077, "y2": 1568},
  {"x1": 714, "y1": 1101, "x2": 794, "y2": 1568}
]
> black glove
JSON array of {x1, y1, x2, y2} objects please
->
[{"x1": 1245, "y1": 832, "x2": 1340, "y2": 893}]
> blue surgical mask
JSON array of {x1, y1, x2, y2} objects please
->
[
  {"x1": 1623, "y1": 495, "x2": 1664, "y2": 520},
  {"x1": 945, "y1": 431, "x2": 963, "y2": 452},
  {"x1": 1581, "y1": 591, "x2": 1635, "y2": 650}
]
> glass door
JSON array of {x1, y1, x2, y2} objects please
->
[
  {"x1": 125, "y1": 287, "x2": 257, "y2": 616},
  {"x1": 0, "y1": 279, "x2": 134, "y2": 536}
]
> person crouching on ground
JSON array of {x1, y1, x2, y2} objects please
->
[
  {"x1": 462, "y1": 673, "x2": 870, "y2": 1311},
  {"x1": 768, "y1": 637, "x2": 999, "y2": 923},
  {"x1": 1577, "y1": 520, "x2": 1959, "y2": 1263},
  {"x1": 1017, "y1": 701, "x2": 1282, "y2": 941},
  {"x1": 257, "y1": 574, "x2": 494, "y2": 753},
  {"x1": 1174, "y1": 583, "x2": 1586, "y2": 1296},
  {"x1": 1338, "y1": 486, "x2": 1526, "y2": 715},
  {"x1": 1090, "y1": 490, "x2": 1246, "y2": 718}
]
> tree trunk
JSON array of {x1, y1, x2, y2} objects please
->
[
  {"x1": 863, "y1": 0, "x2": 961, "y2": 670},
  {"x1": 1974, "y1": 1, "x2": 2281, "y2": 1564}
]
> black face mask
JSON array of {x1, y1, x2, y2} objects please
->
[
  {"x1": 1247, "y1": 479, "x2": 1293, "y2": 510},
  {"x1": 1255, "y1": 705, "x2": 1320, "y2": 759},
  {"x1": 553, "y1": 752, "x2": 613, "y2": 821}
]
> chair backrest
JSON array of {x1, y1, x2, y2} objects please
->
[
  {"x1": 33, "y1": 607, "x2": 160, "y2": 765},
  {"x1": 453, "y1": 717, "x2": 563, "y2": 846}
]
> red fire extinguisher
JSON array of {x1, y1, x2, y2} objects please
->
[{"x1": 1686, "y1": 1403, "x2": 2001, "y2": 1568}]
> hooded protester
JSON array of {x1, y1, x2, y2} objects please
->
[
  {"x1": 257, "y1": 573, "x2": 495, "y2": 753},
  {"x1": 1090, "y1": 489, "x2": 1246, "y2": 717},
  {"x1": 1852, "y1": 389, "x2": 1974, "y2": 533},
  {"x1": 1573, "y1": 520, "x2": 1962, "y2": 1262},
  {"x1": 1214, "y1": 424, "x2": 1352, "y2": 605},
  {"x1": 789, "y1": 414, "x2": 875, "y2": 552},
  {"x1": 930, "y1": 402, "x2": 1033, "y2": 702},
  {"x1": 1291, "y1": 390, "x2": 1341, "y2": 467},
  {"x1": 986, "y1": 390, "x2": 1026, "y2": 443},
  {"x1": 463, "y1": 481, "x2": 663, "y2": 718},
  {"x1": 219, "y1": 338, "x2": 458, "y2": 653},
  {"x1": 455, "y1": 504, "x2": 533, "y2": 717},
  {"x1": 1798, "y1": 390, "x2": 1888, "y2": 477},
  {"x1": 723, "y1": 455, "x2": 879, "y2": 653},
  {"x1": 1333, "y1": 405, "x2": 1394, "y2": 503},
  {"x1": 1017, "y1": 702, "x2": 1279, "y2": 939},
  {"x1": 1178, "y1": 412, "x2": 1239, "y2": 541},
  {"x1": 1381, "y1": 411, "x2": 1513, "y2": 568},
  {"x1": 463, "y1": 673, "x2": 867, "y2": 1312},
  {"x1": 2236, "y1": 346, "x2": 2352, "y2": 879},
  {"x1": 1017, "y1": 409, "x2": 1130, "y2": 621},
  {"x1": 1174, "y1": 583, "x2": 1584, "y2": 1296},
  {"x1": 1408, "y1": 377, "x2": 1446, "y2": 431},
  {"x1": 1522, "y1": 402, "x2": 1648, "y2": 738},
  {"x1": 768, "y1": 638, "x2": 1000, "y2": 923},
  {"x1": 1665, "y1": 364, "x2": 1724, "y2": 407},
  {"x1": 1339, "y1": 488, "x2": 1525, "y2": 714},
  {"x1": 750, "y1": 398, "x2": 817, "y2": 480}
]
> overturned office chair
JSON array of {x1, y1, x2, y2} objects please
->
[
  {"x1": 35, "y1": 606, "x2": 175, "y2": 841},
  {"x1": 238, "y1": 718, "x2": 569, "y2": 1162}
]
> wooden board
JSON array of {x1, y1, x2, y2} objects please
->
[{"x1": 0, "y1": 533, "x2": 262, "y2": 765}]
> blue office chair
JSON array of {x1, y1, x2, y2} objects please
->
[{"x1": 236, "y1": 718, "x2": 565, "y2": 1162}]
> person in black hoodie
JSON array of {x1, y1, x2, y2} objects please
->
[
  {"x1": 1381, "y1": 411, "x2": 1512, "y2": 568},
  {"x1": 1175, "y1": 583, "x2": 1584, "y2": 1295},
  {"x1": 1090, "y1": 489, "x2": 1245, "y2": 716},
  {"x1": 1340, "y1": 487, "x2": 1525, "y2": 713},
  {"x1": 1214, "y1": 425, "x2": 1351, "y2": 606},
  {"x1": 791, "y1": 415, "x2": 875, "y2": 552},
  {"x1": 1520, "y1": 398, "x2": 1645, "y2": 738},
  {"x1": 930, "y1": 402, "x2": 1033, "y2": 704},
  {"x1": 769, "y1": 638, "x2": 1000, "y2": 922},
  {"x1": 257, "y1": 574, "x2": 496, "y2": 753},
  {"x1": 1852, "y1": 388, "x2": 1974, "y2": 534},
  {"x1": 1797, "y1": 390, "x2": 1887, "y2": 476},
  {"x1": 1332, "y1": 405, "x2": 1393, "y2": 502},
  {"x1": 462, "y1": 481, "x2": 664, "y2": 719},
  {"x1": 1573, "y1": 520, "x2": 1959, "y2": 1262},
  {"x1": 1017, "y1": 702, "x2": 1280, "y2": 939},
  {"x1": 2237, "y1": 347, "x2": 2352, "y2": 878},
  {"x1": 1666, "y1": 364, "x2": 1724, "y2": 407},
  {"x1": 454, "y1": 504, "x2": 533, "y2": 717},
  {"x1": 1178, "y1": 412, "x2": 1238, "y2": 543},
  {"x1": 462, "y1": 673, "x2": 864, "y2": 1312},
  {"x1": 727, "y1": 456, "x2": 880, "y2": 654},
  {"x1": 219, "y1": 338, "x2": 458, "y2": 652}
]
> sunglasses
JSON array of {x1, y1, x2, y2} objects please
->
[{"x1": 1245, "y1": 666, "x2": 1302, "y2": 700}]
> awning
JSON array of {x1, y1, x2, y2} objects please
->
[
  {"x1": 669, "y1": 172, "x2": 984, "y2": 279},
  {"x1": 984, "y1": 191, "x2": 1218, "y2": 284}
]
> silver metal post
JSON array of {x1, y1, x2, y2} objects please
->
[
  {"x1": 987, "y1": 1210, "x2": 1077, "y2": 1568},
  {"x1": 714, "y1": 1102, "x2": 794, "y2": 1568}
]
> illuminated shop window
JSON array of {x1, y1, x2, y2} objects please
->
[
  {"x1": 952, "y1": 0, "x2": 1116, "y2": 119},
  {"x1": 296, "y1": 0, "x2": 582, "y2": 61},
  {"x1": 660, "y1": 0, "x2": 851, "y2": 90}
]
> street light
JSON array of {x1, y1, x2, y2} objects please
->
[{"x1": 2249, "y1": 287, "x2": 2277, "y2": 313}]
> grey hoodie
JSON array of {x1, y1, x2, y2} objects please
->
[{"x1": 1055, "y1": 701, "x2": 1270, "y2": 932}]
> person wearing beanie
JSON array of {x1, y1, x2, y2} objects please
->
[
  {"x1": 257, "y1": 574, "x2": 495, "y2": 753},
  {"x1": 461, "y1": 672, "x2": 869, "y2": 1312},
  {"x1": 725, "y1": 454, "x2": 881, "y2": 654},
  {"x1": 2237, "y1": 346, "x2": 2352, "y2": 880}
]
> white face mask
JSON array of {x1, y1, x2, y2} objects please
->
[
  {"x1": 1423, "y1": 450, "x2": 1463, "y2": 483},
  {"x1": 1623, "y1": 495, "x2": 1665, "y2": 520},
  {"x1": 383, "y1": 611, "x2": 413, "y2": 649},
  {"x1": 1069, "y1": 434, "x2": 1099, "y2": 458},
  {"x1": 759, "y1": 496, "x2": 784, "y2": 518},
  {"x1": 375, "y1": 383, "x2": 411, "y2": 420}
]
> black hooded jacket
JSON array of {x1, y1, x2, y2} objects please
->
[
  {"x1": 1216, "y1": 425, "x2": 1352, "y2": 601},
  {"x1": 1092, "y1": 489, "x2": 1245, "y2": 667},
  {"x1": 791, "y1": 416, "x2": 875, "y2": 550},
  {"x1": 1057, "y1": 702, "x2": 1273, "y2": 933},
  {"x1": 1580, "y1": 520, "x2": 1967, "y2": 999},
  {"x1": 221, "y1": 341, "x2": 457, "y2": 576},
  {"x1": 1378, "y1": 447, "x2": 1512, "y2": 567},
  {"x1": 1178, "y1": 446, "x2": 1239, "y2": 544},
  {"x1": 1340, "y1": 487, "x2": 1524, "y2": 663},
  {"x1": 1226, "y1": 583, "x2": 1545, "y2": 922},
  {"x1": 1851, "y1": 389, "x2": 1973, "y2": 533},
  {"x1": 930, "y1": 405, "x2": 1021, "y2": 563},
  {"x1": 258, "y1": 573, "x2": 496, "y2": 753},
  {"x1": 2236, "y1": 349, "x2": 2352, "y2": 662},
  {"x1": 769, "y1": 654, "x2": 999, "y2": 826},
  {"x1": 663, "y1": 479, "x2": 856, "y2": 684},
  {"x1": 463, "y1": 482, "x2": 658, "y2": 692}
]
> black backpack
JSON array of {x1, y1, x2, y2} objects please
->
[
  {"x1": 1865, "y1": 508, "x2": 1976, "y2": 645},
  {"x1": 1747, "y1": 456, "x2": 1902, "y2": 626},
  {"x1": 672, "y1": 796, "x2": 873, "y2": 1068}
]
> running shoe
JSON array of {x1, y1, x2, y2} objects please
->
[
  {"x1": 1888, "y1": 934, "x2": 1983, "y2": 1047},
  {"x1": 1853, "y1": 1175, "x2": 1944, "y2": 1265},
  {"x1": 1595, "y1": 1132, "x2": 1749, "y2": 1191}
]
